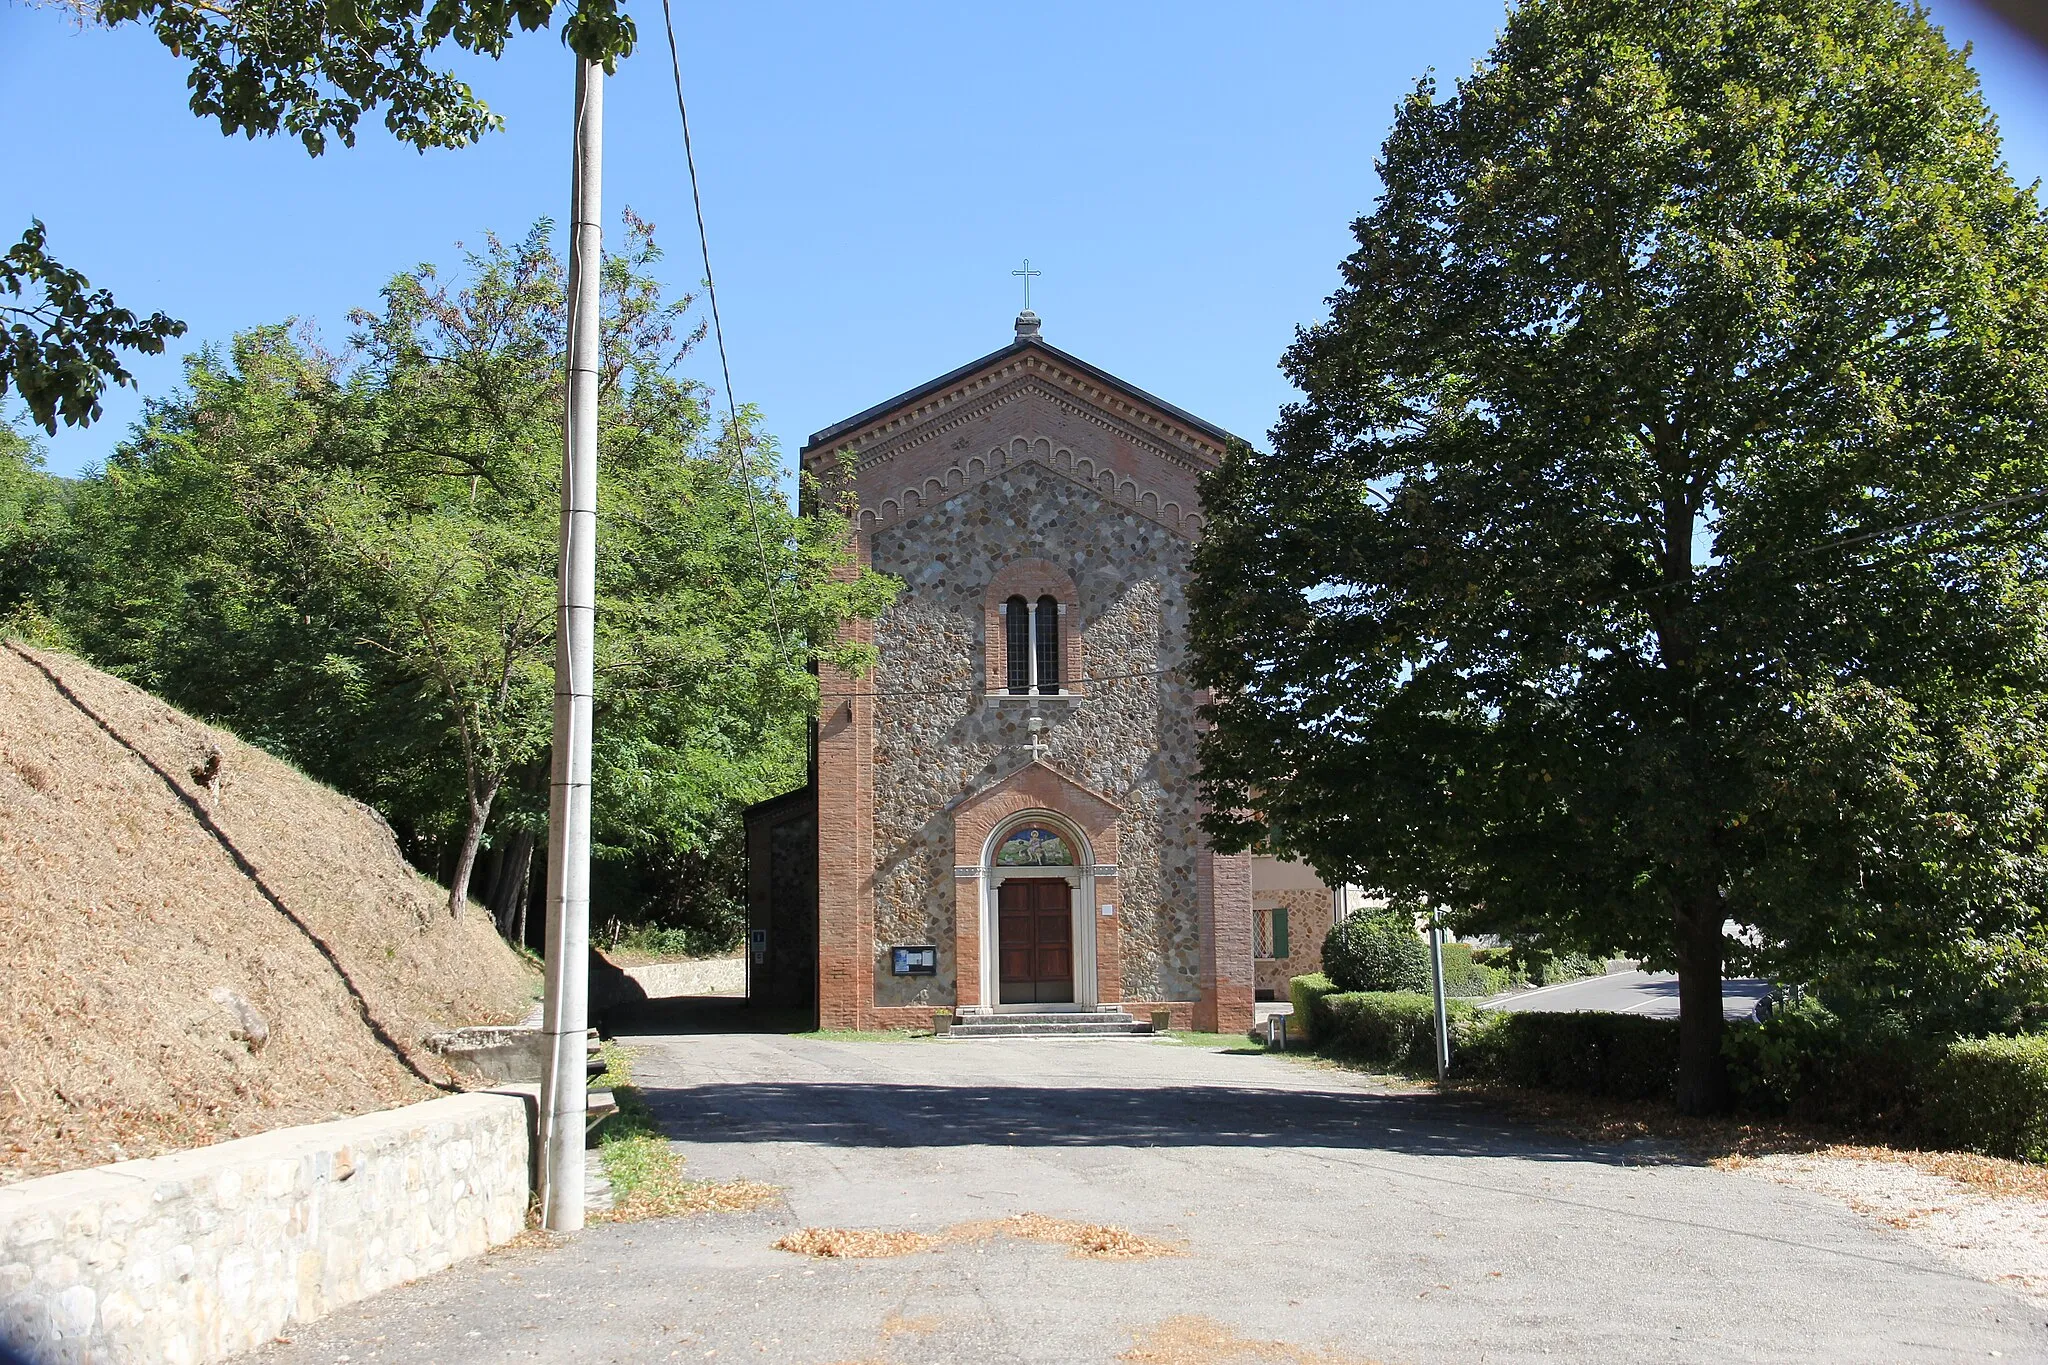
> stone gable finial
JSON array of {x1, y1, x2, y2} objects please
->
[{"x1": 1015, "y1": 309, "x2": 1041, "y2": 341}]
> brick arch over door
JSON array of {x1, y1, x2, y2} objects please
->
[
  {"x1": 983, "y1": 558, "x2": 1085, "y2": 695},
  {"x1": 950, "y1": 763, "x2": 1121, "y2": 1009}
]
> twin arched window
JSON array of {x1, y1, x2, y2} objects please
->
[{"x1": 1003, "y1": 594, "x2": 1062, "y2": 694}]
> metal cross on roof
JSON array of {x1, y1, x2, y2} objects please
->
[{"x1": 1012, "y1": 258, "x2": 1041, "y2": 311}]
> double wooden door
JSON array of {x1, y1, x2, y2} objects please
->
[{"x1": 997, "y1": 878, "x2": 1074, "y2": 1004}]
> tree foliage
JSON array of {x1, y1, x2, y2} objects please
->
[
  {"x1": 0, "y1": 421, "x2": 74, "y2": 625},
  {"x1": 48, "y1": 217, "x2": 893, "y2": 933},
  {"x1": 2, "y1": 222, "x2": 186, "y2": 434},
  {"x1": 1192, "y1": 0, "x2": 2048, "y2": 1111},
  {"x1": 7, "y1": 0, "x2": 619, "y2": 434},
  {"x1": 78, "y1": 0, "x2": 634, "y2": 155}
]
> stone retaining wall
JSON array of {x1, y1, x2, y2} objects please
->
[
  {"x1": 0, "y1": 1090, "x2": 531, "y2": 1364},
  {"x1": 622, "y1": 957, "x2": 746, "y2": 998}
]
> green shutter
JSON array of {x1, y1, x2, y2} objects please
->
[{"x1": 1272, "y1": 907, "x2": 1289, "y2": 959}]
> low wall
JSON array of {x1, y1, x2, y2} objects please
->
[
  {"x1": 0, "y1": 1090, "x2": 532, "y2": 1365},
  {"x1": 622, "y1": 957, "x2": 745, "y2": 998}
]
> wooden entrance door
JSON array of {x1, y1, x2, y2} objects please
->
[{"x1": 997, "y1": 878, "x2": 1074, "y2": 1005}]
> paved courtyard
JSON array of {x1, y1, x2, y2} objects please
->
[{"x1": 251, "y1": 1011, "x2": 2045, "y2": 1364}]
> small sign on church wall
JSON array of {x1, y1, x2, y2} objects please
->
[{"x1": 891, "y1": 945, "x2": 938, "y2": 976}]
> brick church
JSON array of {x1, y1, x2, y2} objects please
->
[{"x1": 745, "y1": 309, "x2": 1347, "y2": 1033}]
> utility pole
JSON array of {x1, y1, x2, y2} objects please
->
[
  {"x1": 1428, "y1": 911, "x2": 1451, "y2": 1084},
  {"x1": 539, "y1": 50, "x2": 603, "y2": 1233}
]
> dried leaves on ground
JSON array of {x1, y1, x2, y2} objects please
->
[
  {"x1": 773, "y1": 1227, "x2": 940, "y2": 1259},
  {"x1": 773, "y1": 1212, "x2": 1181, "y2": 1261},
  {"x1": 1449, "y1": 1081, "x2": 2048, "y2": 1202},
  {"x1": 1119, "y1": 1315, "x2": 1381, "y2": 1365}
]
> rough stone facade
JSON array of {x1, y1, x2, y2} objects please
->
[
  {"x1": 867, "y1": 468, "x2": 1206, "y2": 1008},
  {"x1": 1255, "y1": 886, "x2": 1337, "y2": 1001},
  {"x1": 0, "y1": 1091, "x2": 530, "y2": 1365},
  {"x1": 797, "y1": 318, "x2": 1258, "y2": 1033}
]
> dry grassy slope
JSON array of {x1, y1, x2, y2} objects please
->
[{"x1": 0, "y1": 643, "x2": 539, "y2": 1182}]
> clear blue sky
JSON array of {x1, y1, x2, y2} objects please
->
[{"x1": 6, "y1": 0, "x2": 2048, "y2": 480}]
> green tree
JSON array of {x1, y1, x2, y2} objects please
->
[
  {"x1": 1192, "y1": 0, "x2": 2048, "y2": 1111},
  {"x1": 0, "y1": 419, "x2": 75, "y2": 624},
  {"x1": 60, "y1": 217, "x2": 893, "y2": 925}
]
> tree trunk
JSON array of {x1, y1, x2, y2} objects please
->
[
  {"x1": 446, "y1": 776, "x2": 503, "y2": 918},
  {"x1": 488, "y1": 830, "x2": 536, "y2": 939},
  {"x1": 1672, "y1": 896, "x2": 1731, "y2": 1114}
]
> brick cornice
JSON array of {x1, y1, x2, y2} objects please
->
[
  {"x1": 803, "y1": 349, "x2": 1228, "y2": 472},
  {"x1": 855, "y1": 432, "x2": 1208, "y2": 540}
]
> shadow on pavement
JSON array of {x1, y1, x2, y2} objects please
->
[
  {"x1": 605, "y1": 995, "x2": 1682, "y2": 1168},
  {"x1": 603, "y1": 994, "x2": 808, "y2": 1036},
  {"x1": 629, "y1": 1075, "x2": 1673, "y2": 1167}
]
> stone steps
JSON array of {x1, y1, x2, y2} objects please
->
[{"x1": 945, "y1": 1010, "x2": 1153, "y2": 1039}]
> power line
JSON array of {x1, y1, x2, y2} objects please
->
[{"x1": 658, "y1": 0, "x2": 792, "y2": 655}]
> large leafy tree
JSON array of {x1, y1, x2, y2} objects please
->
[
  {"x1": 1193, "y1": 0, "x2": 2048, "y2": 1111},
  {"x1": 60, "y1": 218, "x2": 892, "y2": 925}
]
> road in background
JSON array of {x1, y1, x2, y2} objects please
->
[{"x1": 1482, "y1": 969, "x2": 1770, "y2": 1021}]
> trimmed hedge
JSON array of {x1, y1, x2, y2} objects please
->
[
  {"x1": 1721, "y1": 1010, "x2": 1931, "y2": 1133},
  {"x1": 1290, "y1": 973, "x2": 1339, "y2": 1045},
  {"x1": 1924, "y1": 1034, "x2": 2048, "y2": 1162},
  {"x1": 1291, "y1": 976, "x2": 2048, "y2": 1163},
  {"x1": 1456, "y1": 1010, "x2": 1680, "y2": 1101},
  {"x1": 1317, "y1": 991, "x2": 1475, "y2": 1072}
]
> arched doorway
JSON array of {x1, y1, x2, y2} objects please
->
[{"x1": 981, "y1": 813, "x2": 1096, "y2": 1011}]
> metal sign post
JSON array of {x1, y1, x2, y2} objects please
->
[{"x1": 1428, "y1": 913, "x2": 1451, "y2": 1084}]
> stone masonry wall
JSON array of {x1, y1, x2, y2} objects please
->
[
  {"x1": 0, "y1": 1091, "x2": 530, "y2": 1365},
  {"x1": 1255, "y1": 887, "x2": 1335, "y2": 1001},
  {"x1": 867, "y1": 464, "x2": 1205, "y2": 1008}
]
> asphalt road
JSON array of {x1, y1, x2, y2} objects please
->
[
  {"x1": 1481, "y1": 969, "x2": 1772, "y2": 1021},
  {"x1": 246, "y1": 1008, "x2": 2043, "y2": 1364}
]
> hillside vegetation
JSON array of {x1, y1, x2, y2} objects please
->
[{"x1": 0, "y1": 642, "x2": 536, "y2": 1182}]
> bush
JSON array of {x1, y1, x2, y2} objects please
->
[
  {"x1": 1455, "y1": 1011, "x2": 1679, "y2": 1100},
  {"x1": 1290, "y1": 973, "x2": 1339, "y2": 1045},
  {"x1": 1437, "y1": 997, "x2": 2048, "y2": 1164},
  {"x1": 1319, "y1": 991, "x2": 1473, "y2": 1072},
  {"x1": 1925, "y1": 1035, "x2": 2048, "y2": 1162},
  {"x1": 1720, "y1": 1005, "x2": 1931, "y2": 1133},
  {"x1": 1439, "y1": 942, "x2": 1511, "y2": 998},
  {"x1": 1517, "y1": 950, "x2": 1607, "y2": 987},
  {"x1": 1323, "y1": 913, "x2": 1431, "y2": 993}
]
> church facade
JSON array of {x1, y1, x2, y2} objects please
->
[{"x1": 745, "y1": 312, "x2": 1344, "y2": 1032}]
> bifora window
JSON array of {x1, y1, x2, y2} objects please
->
[
  {"x1": 1003, "y1": 594, "x2": 1063, "y2": 694},
  {"x1": 994, "y1": 825, "x2": 1075, "y2": 866}
]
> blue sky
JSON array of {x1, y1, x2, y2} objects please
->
[{"x1": 6, "y1": 0, "x2": 2048, "y2": 481}]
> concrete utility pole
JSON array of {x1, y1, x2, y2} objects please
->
[{"x1": 539, "y1": 51, "x2": 603, "y2": 1233}]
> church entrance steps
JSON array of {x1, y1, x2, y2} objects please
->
[{"x1": 944, "y1": 1009, "x2": 1152, "y2": 1038}]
